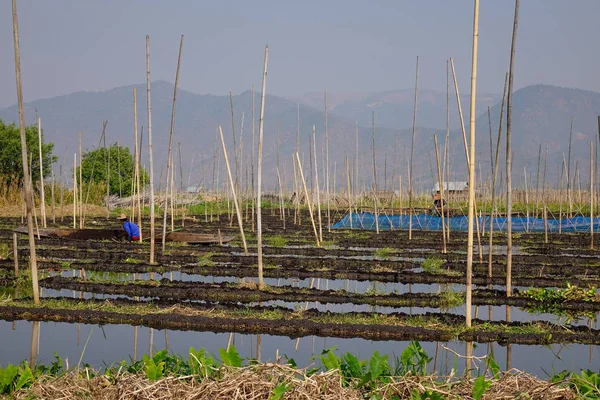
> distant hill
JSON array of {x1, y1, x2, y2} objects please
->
[
  {"x1": 0, "y1": 82, "x2": 438, "y2": 192},
  {"x1": 292, "y1": 89, "x2": 501, "y2": 131},
  {"x1": 1, "y1": 83, "x2": 597, "y2": 193}
]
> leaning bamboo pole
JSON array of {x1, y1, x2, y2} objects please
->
[
  {"x1": 313, "y1": 125, "x2": 323, "y2": 242},
  {"x1": 567, "y1": 116, "x2": 574, "y2": 216},
  {"x1": 408, "y1": 56, "x2": 419, "y2": 240},
  {"x1": 133, "y1": 88, "x2": 142, "y2": 240},
  {"x1": 37, "y1": 115, "x2": 46, "y2": 228},
  {"x1": 488, "y1": 73, "x2": 508, "y2": 277},
  {"x1": 146, "y1": 35, "x2": 156, "y2": 264},
  {"x1": 346, "y1": 157, "x2": 353, "y2": 229},
  {"x1": 506, "y1": 0, "x2": 520, "y2": 302},
  {"x1": 434, "y1": 135, "x2": 446, "y2": 253},
  {"x1": 256, "y1": 46, "x2": 269, "y2": 288},
  {"x1": 161, "y1": 34, "x2": 184, "y2": 257},
  {"x1": 465, "y1": 0, "x2": 480, "y2": 328},
  {"x1": 219, "y1": 126, "x2": 248, "y2": 255},
  {"x1": 297, "y1": 152, "x2": 320, "y2": 247}
]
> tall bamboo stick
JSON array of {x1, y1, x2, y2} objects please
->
[
  {"x1": 51, "y1": 169, "x2": 55, "y2": 224},
  {"x1": 146, "y1": 35, "x2": 156, "y2": 264},
  {"x1": 133, "y1": 88, "x2": 142, "y2": 239},
  {"x1": 591, "y1": 141, "x2": 594, "y2": 249},
  {"x1": 346, "y1": 156, "x2": 353, "y2": 229},
  {"x1": 37, "y1": 115, "x2": 46, "y2": 228},
  {"x1": 297, "y1": 152, "x2": 320, "y2": 246},
  {"x1": 79, "y1": 131, "x2": 83, "y2": 227},
  {"x1": 408, "y1": 56, "x2": 419, "y2": 240},
  {"x1": 251, "y1": 85, "x2": 256, "y2": 232},
  {"x1": 465, "y1": 0, "x2": 480, "y2": 328},
  {"x1": 434, "y1": 135, "x2": 446, "y2": 253},
  {"x1": 506, "y1": 0, "x2": 520, "y2": 302},
  {"x1": 73, "y1": 154, "x2": 77, "y2": 229},
  {"x1": 325, "y1": 90, "x2": 331, "y2": 232},
  {"x1": 488, "y1": 73, "x2": 508, "y2": 277},
  {"x1": 313, "y1": 125, "x2": 323, "y2": 241},
  {"x1": 219, "y1": 126, "x2": 248, "y2": 255},
  {"x1": 372, "y1": 111, "x2": 379, "y2": 234},
  {"x1": 567, "y1": 116, "x2": 574, "y2": 215},
  {"x1": 161, "y1": 34, "x2": 184, "y2": 257},
  {"x1": 256, "y1": 46, "x2": 269, "y2": 288}
]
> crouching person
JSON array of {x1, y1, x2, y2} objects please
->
[{"x1": 117, "y1": 214, "x2": 140, "y2": 242}]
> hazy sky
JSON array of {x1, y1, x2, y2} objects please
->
[{"x1": 1, "y1": 0, "x2": 598, "y2": 108}]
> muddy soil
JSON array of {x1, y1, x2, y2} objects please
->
[
  {"x1": 2, "y1": 297, "x2": 599, "y2": 345},
  {"x1": 38, "y1": 276, "x2": 600, "y2": 312}
]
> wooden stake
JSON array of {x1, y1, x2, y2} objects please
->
[
  {"x1": 146, "y1": 35, "x2": 156, "y2": 264},
  {"x1": 256, "y1": 46, "x2": 269, "y2": 288},
  {"x1": 346, "y1": 157, "x2": 353, "y2": 229},
  {"x1": 465, "y1": 0, "x2": 480, "y2": 328},
  {"x1": 591, "y1": 141, "x2": 594, "y2": 249},
  {"x1": 13, "y1": 232, "x2": 18, "y2": 276},
  {"x1": 251, "y1": 85, "x2": 256, "y2": 232},
  {"x1": 13, "y1": 0, "x2": 40, "y2": 305},
  {"x1": 161, "y1": 34, "x2": 184, "y2": 257},
  {"x1": 51, "y1": 169, "x2": 55, "y2": 224},
  {"x1": 133, "y1": 88, "x2": 142, "y2": 240},
  {"x1": 371, "y1": 111, "x2": 379, "y2": 234},
  {"x1": 79, "y1": 131, "x2": 83, "y2": 227},
  {"x1": 219, "y1": 126, "x2": 248, "y2": 255},
  {"x1": 73, "y1": 153, "x2": 77, "y2": 229},
  {"x1": 325, "y1": 90, "x2": 331, "y2": 232}
]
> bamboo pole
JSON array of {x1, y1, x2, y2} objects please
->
[
  {"x1": 591, "y1": 141, "x2": 594, "y2": 249},
  {"x1": 13, "y1": 232, "x2": 18, "y2": 276},
  {"x1": 13, "y1": 0, "x2": 42, "y2": 301},
  {"x1": 567, "y1": 116, "x2": 574, "y2": 215},
  {"x1": 79, "y1": 131, "x2": 83, "y2": 227},
  {"x1": 544, "y1": 205, "x2": 548, "y2": 244},
  {"x1": 36, "y1": 115, "x2": 46, "y2": 228},
  {"x1": 325, "y1": 90, "x2": 331, "y2": 232},
  {"x1": 59, "y1": 165, "x2": 64, "y2": 222},
  {"x1": 372, "y1": 111, "x2": 379, "y2": 234},
  {"x1": 161, "y1": 34, "x2": 184, "y2": 257},
  {"x1": 133, "y1": 88, "x2": 142, "y2": 240},
  {"x1": 434, "y1": 135, "x2": 446, "y2": 253},
  {"x1": 146, "y1": 35, "x2": 156, "y2": 264},
  {"x1": 488, "y1": 73, "x2": 508, "y2": 277},
  {"x1": 73, "y1": 153, "x2": 77, "y2": 228},
  {"x1": 465, "y1": 0, "x2": 480, "y2": 328},
  {"x1": 230, "y1": 92, "x2": 240, "y2": 195},
  {"x1": 251, "y1": 85, "x2": 256, "y2": 232},
  {"x1": 219, "y1": 126, "x2": 248, "y2": 255},
  {"x1": 297, "y1": 152, "x2": 320, "y2": 247},
  {"x1": 506, "y1": 0, "x2": 520, "y2": 303},
  {"x1": 408, "y1": 56, "x2": 418, "y2": 240},
  {"x1": 444, "y1": 60, "x2": 451, "y2": 241},
  {"x1": 313, "y1": 125, "x2": 323, "y2": 241},
  {"x1": 256, "y1": 46, "x2": 269, "y2": 288},
  {"x1": 277, "y1": 167, "x2": 285, "y2": 230},
  {"x1": 51, "y1": 169, "x2": 55, "y2": 224}
]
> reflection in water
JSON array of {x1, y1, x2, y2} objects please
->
[
  {"x1": 29, "y1": 321, "x2": 40, "y2": 368},
  {"x1": 133, "y1": 326, "x2": 138, "y2": 361},
  {"x1": 507, "y1": 344, "x2": 513, "y2": 370},
  {"x1": 465, "y1": 341, "x2": 473, "y2": 378}
]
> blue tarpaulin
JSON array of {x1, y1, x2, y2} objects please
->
[{"x1": 331, "y1": 212, "x2": 600, "y2": 233}]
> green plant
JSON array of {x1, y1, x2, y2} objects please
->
[
  {"x1": 421, "y1": 257, "x2": 447, "y2": 275},
  {"x1": 0, "y1": 363, "x2": 36, "y2": 395},
  {"x1": 374, "y1": 247, "x2": 394, "y2": 259},
  {"x1": 265, "y1": 235, "x2": 288, "y2": 248},
  {"x1": 142, "y1": 350, "x2": 168, "y2": 381},
  {"x1": 219, "y1": 346, "x2": 242, "y2": 367},
  {"x1": 124, "y1": 257, "x2": 143, "y2": 264},
  {"x1": 553, "y1": 369, "x2": 600, "y2": 399}
]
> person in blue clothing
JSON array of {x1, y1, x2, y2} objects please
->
[{"x1": 117, "y1": 214, "x2": 140, "y2": 242}]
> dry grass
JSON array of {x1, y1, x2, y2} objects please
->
[
  {"x1": 15, "y1": 364, "x2": 360, "y2": 400},
  {"x1": 13, "y1": 363, "x2": 578, "y2": 400}
]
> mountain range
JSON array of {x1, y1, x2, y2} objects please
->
[{"x1": 0, "y1": 82, "x2": 598, "y2": 192}]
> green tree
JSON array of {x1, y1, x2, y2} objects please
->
[
  {"x1": 0, "y1": 118, "x2": 57, "y2": 186},
  {"x1": 79, "y1": 144, "x2": 149, "y2": 197}
]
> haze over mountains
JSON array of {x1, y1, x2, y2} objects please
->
[{"x1": 0, "y1": 82, "x2": 598, "y2": 192}]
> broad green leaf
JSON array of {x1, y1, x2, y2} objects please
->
[
  {"x1": 219, "y1": 346, "x2": 242, "y2": 367},
  {"x1": 270, "y1": 382, "x2": 291, "y2": 400},
  {"x1": 320, "y1": 350, "x2": 341, "y2": 371},
  {"x1": 14, "y1": 367, "x2": 33, "y2": 392},
  {"x1": 343, "y1": 352, "x2": 364, "y2": 378},
  {"x1": 368, "y1": 351, "x2": 388, "y2": 380},
  {"x1": 473, "y1": 375, "x2": 492, "y2": 400}
]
